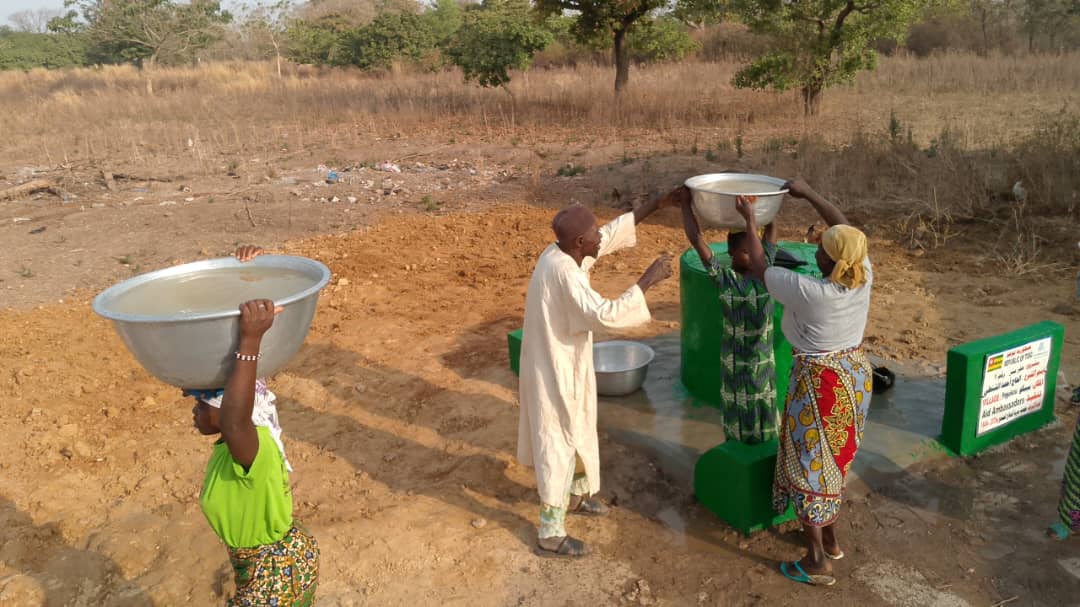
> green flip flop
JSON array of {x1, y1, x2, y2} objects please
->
[
  {"x1": 780, "y1": 561, "x2": 836, "y2": 586},
  {"x1": 1048, "y1": 522, "x2": 1072, "y2": 540}
]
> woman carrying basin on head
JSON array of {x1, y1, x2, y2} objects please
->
[
  {"x1": 186, "y1": 245, "x2": 319, "y2": 606},
  {"x1": 678, "y1": 187, "x2": 781, "y2": 444},
  {"x1": 735, "y1": 180, "x2": 873, "y2": 587}
]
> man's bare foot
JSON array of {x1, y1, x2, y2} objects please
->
[
  {"x1": 568, "y1": 495, "x2": 610, "y2": 516},
  {"x1": 536, "y1": 535, "x2": 589, "y2": 558}
]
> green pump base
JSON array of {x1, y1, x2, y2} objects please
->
[{"x1": 694, "y1": 439, "x2": 796, "y2": 535}]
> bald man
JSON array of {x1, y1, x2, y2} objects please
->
[{"x1": 517, "y1": 188, "x2": 683, "y2": 557}]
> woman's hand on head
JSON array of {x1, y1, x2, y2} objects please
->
[
  {"x1": 239, "y1": 299, "x2": 282, "y2": 340},
  {"x1": 234, "y1": 245, "x2": 265, "y2": 262}
]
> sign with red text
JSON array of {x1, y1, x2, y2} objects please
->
[{"x1": 977, "y1": 337, "x2": 1052, "y2": 436}]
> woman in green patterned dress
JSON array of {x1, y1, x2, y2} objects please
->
[
  {"x1": 186, "y1": 245, "x2": 319, "y2": 606},
  {"x1": 680, "y1": 190, "x2": 780, "y2": 444}
]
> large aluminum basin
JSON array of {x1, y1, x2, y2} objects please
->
[
  {"x1": 685, "y1": 173, "x2": 788, "y2": 229},
  {"x1": 92, "y1": 255, "x2": 330, "y2": 389},
  {"x1": 594, "y1": 340, "x2": 655, "y2": 396}
]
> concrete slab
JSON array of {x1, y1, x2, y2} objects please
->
[{"x1": 597, "y1": 332, "x2": 952, "y2": 496}]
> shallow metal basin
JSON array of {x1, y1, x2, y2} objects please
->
[
  {"x1": 685, "y1": 173, "x2": 788, "y2": 229},
  {"x1": 92, "y1": 255, "x2": 330, "y2": 389},
  {"x1": 594, "y1": 340, "x2": 655, "y2": 396}
]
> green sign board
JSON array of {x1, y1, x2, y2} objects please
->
[{"x1": 940, "y1": 321, "x2": 1065, "y2": 455}]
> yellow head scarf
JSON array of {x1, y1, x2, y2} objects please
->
[{"x1": 821, "y1": 225, "x2": 868, "y2": 289}]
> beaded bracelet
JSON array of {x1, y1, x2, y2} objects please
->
[{"x1": 235, "y1": 352, "x2": 260, "y2": 362}]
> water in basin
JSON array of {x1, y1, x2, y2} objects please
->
[
  {"x1": 695, "y1": 179, "x2": 778, "y2": 194},
  {"x1": 107, "y1": 266, "x2": 317, "y2": 317}
]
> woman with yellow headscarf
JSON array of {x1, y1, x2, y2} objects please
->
[{"x1": 735, "y1": 179, "x2": 873, "y2": 588}]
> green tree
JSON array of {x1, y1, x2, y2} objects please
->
[
  {"x1": 446, "y1": 0, "x2": 553, "y2": 90},
  {"x1": 299, "y1": 0, "x2": 421, "y2": 24},
  {"x1": 0, "y1": 30, "x2": 88, "y2": 70},
  {"x1": 672, "y1": 0, "x2": 727, "y2": 28},
  {"x1": 1021, "y1": 0, "x2": 1079, "y2": 51},
  {"x1": 627, "y1": 15, "x2": 700, "y2": 62},
  {"x1": 343, "y1": 11, "x2": 437, "y2": 71},
  {"x1": 536, "y1": 0, "x2": 667, "y2": 92},
  {"x1": 423, "y1": 0, "x2": 463, "y2": 45},
  {"x1": 285, "y1": 13, "x2": 352, "y2": 65},
  {"x1": 56, "y1": 0, "x2": 232, "y2": 70},
  {"x1": 731, "y1": 0, "x2": 928, "y2": 115}
]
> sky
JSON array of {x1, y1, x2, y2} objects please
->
[
  {"x1": 2, "y1": 0, "x2": 250, "y2": 27},
  {"x1": 4, "y1": 0, "x2": 65, "y2": 22}
]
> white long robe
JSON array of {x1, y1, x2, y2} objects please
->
[{"x1": 516, "y1": 213, "x2": 652, "y2": 506}]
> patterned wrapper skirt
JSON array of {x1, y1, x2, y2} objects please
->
[
  {"x1": 1058, "y1": 415, "x2": 1080, "y2": 532},
  {"x1": 226, "y1": 525, "x2": 319, "y2": 607},
  {"x1": 773, "y1": 347, "x2": 873, "y2": 527}
]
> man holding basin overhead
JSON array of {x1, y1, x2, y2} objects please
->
[
  {"x1": 517, "y1": 191, "x2": 679, "y2": 558},
  {"x1": 736, "y1": 179, "x2": 874, "y2": 587}
]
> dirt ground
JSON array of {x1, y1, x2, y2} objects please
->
[{"x1": 1, "y1": 135, "x2": 1080, "y2": 607}]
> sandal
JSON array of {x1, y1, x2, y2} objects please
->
[
  {"x1": 780, "y1": 561, "x2": 836, "y2": 586},
  {"x1": 825, "y1": 550, "x2": 845, "y2": 560},
  {"x1": 1048, "y1": 522, "x2": 1072, "y2": 540},
  {"x1": 568, "y1": 495, "x2": 610, "y2": 517},
  {"x1": 536, "y1": 536, "x2": 589, "y2": 558}
]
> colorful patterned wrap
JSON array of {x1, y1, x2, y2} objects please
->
[
  {"x1": 225, "y1": 525, "x2": 319, "y2": 607},
  {"x1": 773, "y1": 347, "x2": 872, "y2": 527}
]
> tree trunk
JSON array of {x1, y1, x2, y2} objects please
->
[
  {"x1": 501, "y1": 84, "x2": 516, "y2": 128},
  {"x1": 979, "y1": 9, "x2": 989, "y2": 56},
  {"x1": 801, "y1": 83, "x2": 823, "y2": 116},
  {"x1": 613, "y1": 28, "x2": 630, "y2": 93},
  {"x1": 144, "y1": 53, "x2": 156, "y2": 96},
  {"x1": 272, "y1": 37, "x2": 282, "y2": 79}
]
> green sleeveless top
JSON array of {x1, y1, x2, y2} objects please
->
[{"x1": 200, "y1": 426, "x2": 293, "y2": 548}]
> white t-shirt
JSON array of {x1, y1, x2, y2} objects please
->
[{"x1": 763, "y1": 258, "x2": 872, "y2": 354}]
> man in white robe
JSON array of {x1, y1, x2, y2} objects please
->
[{"x1": 517, "y1": 188, "x2": 685, "y2": 557}]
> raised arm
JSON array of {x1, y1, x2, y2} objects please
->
[
  {"x1": 561, "y1": 257, "x2": 670, "y2": 333},
  {"x1": 633, "y1": 185, "x2": 685, "y2": 225},
  {"x1": 763, "y1": 221, "x2": 777, "y2": 245},
  {"x1": 218, "y1": 299, "x2": 281, "y2": 469},
  {"x1": 785, "y1": 179, "x2": 848, "y2": 227},
  {"x1": 736, "y1": 197, "x2": 768, "y2": 282},
  {"x1": 680, "y1": 193, "x2": 714, "y2": 266}
]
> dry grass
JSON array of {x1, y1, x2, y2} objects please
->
[
  {"x1": 1, "y1": 53, "x2": 1078, "y2": 167},
  {"x1": 0, "y1": 54, "x2": 1076, "y2": 259}
]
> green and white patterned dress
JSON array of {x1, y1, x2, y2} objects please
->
[{"x1": 708, "y1": 241, "x2": 779, "y2": 444}]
